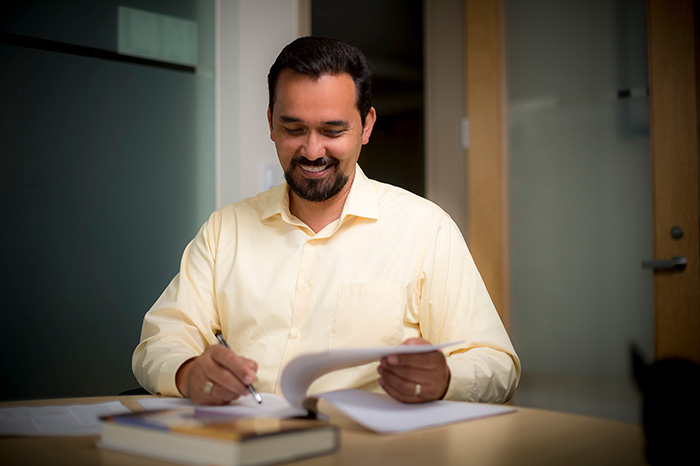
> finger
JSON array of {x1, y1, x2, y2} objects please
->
[
  {"x1": 378, "y1": 355, "x2": 450, "y2": 402},
  {"x1": 208, "y1": 349, "x2": 258, "y2": 399},
  {"x1": 189, "y1": 359, "x2": 242, "y2": 405},
  {"x1": 201, "y1": 378, "x2": 241, "y2": 404},
  {"x1": 188, "y1": 368, "x2": 232, "y2": 405},
  {"x1": 378, "y1": 370, "x2": 425, "y2": 404},
  {"x1": 403, "y1": 337, "x2": 431, "y2": 346},
  {"x1": 189, "y1": 348, "x2": 254, "y2": 405},
  {"x1": 238, "y1": 356, "x2": 259, "y2": 374},
  {"x1": 210, "y1": 345, "x2": 258, "y2": 386},
  {"x1": 206, "y1": 367, "x2": 250, "y2": 399},
  {"x1": 386, "y1": 338, "x2": 445, "y2": 368},
  {"x1": 379, "y1": 362, "x2": 428, "y2": 389},
  {"x1": 382, "y1": 350, "x2": 446, "y2": 370}
]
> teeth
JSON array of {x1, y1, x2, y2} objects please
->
[{"x1": 300, "y1": 164, "x2": 328, "y2": 173}]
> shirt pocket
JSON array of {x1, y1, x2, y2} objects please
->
[{"x1": 330, "y1": 282, "x2": 406, "y2": 349}]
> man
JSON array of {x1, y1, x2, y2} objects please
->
[{"x1": 133, "y1": 36, "x2": 519, "y2": 406}]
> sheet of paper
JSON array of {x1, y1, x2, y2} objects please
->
[
  {"x1": 319, "y1": 389, "x2": 516, "y2": 434},
  {"x1": 280, "y1": 341, "x2": 462, "y2": 408},
  {"x1": 0, "y1": 401, "x2": 130, "y2": 436},
  {"x1": 138, "y1": 393, "x2": 307, "y2": 418}
]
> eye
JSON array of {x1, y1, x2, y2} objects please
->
[
  {"x1": 282, "y1": 127, "x2": 304, "y2": 135},
  {"x1": 323, "y1": 129, "x2": 344, "y2": 137}
]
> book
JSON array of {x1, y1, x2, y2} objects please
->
[{"x1": 98, "y1": 408, "x2": 338, "y2": 466}]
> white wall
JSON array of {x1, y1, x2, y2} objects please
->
[
  {"x1": 424, "y1": 0, "x2": 467, "y2": 235},
  {"x1": 216, "y1": 0, "x2": 310, "y2": 208}
]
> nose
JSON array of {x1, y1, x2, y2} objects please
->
[{"x1": 300, "y1": 132, "x2": 325, "y2": 160}]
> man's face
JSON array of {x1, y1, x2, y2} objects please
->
[{"x1": 268, "y1": 69, "x2": 375, "y2": 203}]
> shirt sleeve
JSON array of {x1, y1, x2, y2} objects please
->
[
  {"x1": 131, "y1": 211, "x2": 223, "y2": 396},
  {"x1": 416, "y1": 214, "x2": 521, "y2": 403}
]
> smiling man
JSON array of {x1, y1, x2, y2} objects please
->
[{"x1": 132, "y1": 37, "x2": 520, "y2": 406}]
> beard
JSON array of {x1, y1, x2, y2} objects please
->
[{"x1": 284, "y1": 156, "x2": 349, "y2": 202}]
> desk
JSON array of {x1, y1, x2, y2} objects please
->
[{"x1": 1, "y1": 396, "x2": 648, "y2": 466}]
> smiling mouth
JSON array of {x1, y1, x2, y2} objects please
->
[
  {"x1": 299, "y1": 163, "x2": 331, "y2": 173},
  {"x1": 292, "y1": 157, "x2": 337, "y2": 175}
]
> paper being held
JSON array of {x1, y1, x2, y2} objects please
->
[{"x1": 280, "y1": 341, "x2": 461, "y2": 409}]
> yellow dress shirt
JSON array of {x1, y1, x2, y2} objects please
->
[{"x1": 132, "y1": 165, "x2": 520, "y2": 402}]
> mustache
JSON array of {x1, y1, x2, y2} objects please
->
[{"x1": 290, "y1": 156, "x2": 339, "y2": 167}]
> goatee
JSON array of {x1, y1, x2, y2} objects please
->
[{"x1": 284, "y1": 156, "x2": 349, "y2": 202}]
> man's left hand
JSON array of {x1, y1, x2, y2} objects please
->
[{"x1": 378, "y1": 337, "x2": 451, "y2": 403}]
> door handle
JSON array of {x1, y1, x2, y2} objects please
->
[{"x1": 641, "y1": 255, "x2": 687, "y2": 272}]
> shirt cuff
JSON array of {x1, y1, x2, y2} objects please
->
[
  {"x1": 443, "y1": 355, "x2": 477, "y2": 401},
  {"x1": 154, "y1": 354, "x2": 197, "y2": 397}
]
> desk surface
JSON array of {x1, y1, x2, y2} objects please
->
[{"x1": 1, "y1": 396, "x2": 648, "y2": 466}]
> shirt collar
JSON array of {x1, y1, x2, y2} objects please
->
[
  {"x1": 339, "y1": 164, "x2": 379, "y2": 222},
  {"x1": 261, "y1": 164, "x2": 379, "y2": 225}
]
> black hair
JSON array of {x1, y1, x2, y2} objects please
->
[{"x1": 267, "y1": 36, "x2": 373, "y2": 124}]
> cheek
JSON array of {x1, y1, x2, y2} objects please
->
[
  {"x1": 274, "y1": 135, "x2": 300, "y2": 154},
  {"x1": 329, "y1": 139, "x2": 361, "y2": 157}
]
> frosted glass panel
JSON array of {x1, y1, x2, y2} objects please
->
[
  {"x1": 506, "y1": 0, "x2": 652, "y2": 423},
  {"x1": 0, "y1": 0, "x2": 215, "y2": 400}
]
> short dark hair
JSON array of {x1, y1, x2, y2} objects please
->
[{"x1": 267, "y1": 36, "x2": 373, "y2": 124}]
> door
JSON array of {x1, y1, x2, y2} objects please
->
[
  {"x1": 647, "y1": 0, "x2": 700, "y2": 363},
  {"x1": 465, "y1": 0, "x2": 699, "y2": 423}
]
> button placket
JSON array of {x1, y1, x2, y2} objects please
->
[{"x1": 279, "y1": 240, "x2": 317, "y2": 370}]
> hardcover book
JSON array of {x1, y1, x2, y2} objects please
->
[{"x1": 99, "y1": 408, "x2": 339, "y2": 466}]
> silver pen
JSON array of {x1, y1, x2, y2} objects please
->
[{"x1": 214, "y1": 331, "x2": 263, "y2": 404}]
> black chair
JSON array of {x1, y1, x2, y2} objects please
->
[{"x1": 119, "y1": 387, "x2": 150, "y2": 396}]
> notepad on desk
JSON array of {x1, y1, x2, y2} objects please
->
[{"x1": 136, "y1": 341, "x2": 516, "y2": 434}]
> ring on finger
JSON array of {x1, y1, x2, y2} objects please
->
[
  {"x1": 203, "y1": 380, "x2": 214, "y2": 395},
  {"x1": 413, "y1": 383, "x2": 422, "y2": 397}
]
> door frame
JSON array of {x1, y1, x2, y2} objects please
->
[{"x1": 464, "y1": 0, "x2": 510, "y2": 329}]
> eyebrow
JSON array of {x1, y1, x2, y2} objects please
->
[{"x1": 279, "y1": 115, "x2": 349, "y2": 126}]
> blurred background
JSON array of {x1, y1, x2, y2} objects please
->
[{"x1": 1, "y1": 0, "x2": 684, "y2": 427}]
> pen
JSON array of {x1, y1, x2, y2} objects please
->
[{"x1": 214, "y1": 331, "x2": 263, "y2": 404}]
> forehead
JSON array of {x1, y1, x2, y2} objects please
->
[{"x1": 273, "y1": 70, "x2": 359, "y2": 118}]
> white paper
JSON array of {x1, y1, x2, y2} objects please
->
[
  {"x1": 137, "y1": 393, "x2": 306, "y2": 418},
  {"x1": 0, "y1": 401, "x2": 130, "y2": 436},
  {"x1": 280, "y1": 341, "x2": 462, "y2": 408},
  {"x1": 319, "y1": 389, "x2": 516, "y2": 434}
]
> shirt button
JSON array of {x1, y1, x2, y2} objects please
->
[
  {"x1": 300, "y1": 283, "x2": 309, "y2": 292},
  {"x1": 290, "y1": 328, "x2": 300, "y2": 338}
]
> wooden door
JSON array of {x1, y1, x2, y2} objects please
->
[{"x1": 647, "y1": 0, "x2": 700, "y2": 362}]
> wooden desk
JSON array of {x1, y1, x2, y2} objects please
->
[{"x1": 0, "y1": 396, "x2": 648, "y2": 466}]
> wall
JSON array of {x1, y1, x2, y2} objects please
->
[
  {"x1": 217, "y1": 0, "x2": 308, "y2": 208},
  {"x1": 0, "y1": 0, "x2": 216, "y2": 400}
]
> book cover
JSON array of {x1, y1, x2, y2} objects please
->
[{"x1": 98, "y1": 408, "x2": 339, "y2": 466}]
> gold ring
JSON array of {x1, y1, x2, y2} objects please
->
[
  {"x1": 203, "y1": 380, "x2": 214, "y2": 395},
  {"x1": 413, "y1": 383, "x2": 422, "y2": 397}
]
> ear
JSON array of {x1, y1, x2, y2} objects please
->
[
  {"x1": 267, "y1": 107, "x2": 275, "y2": 142},
  {"x1": 361, "y1": 107, "x2": 377, "y2": 145}
]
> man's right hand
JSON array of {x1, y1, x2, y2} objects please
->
[{"x1": 175, "y1": 345, "x2": 258, "y2": 405}]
